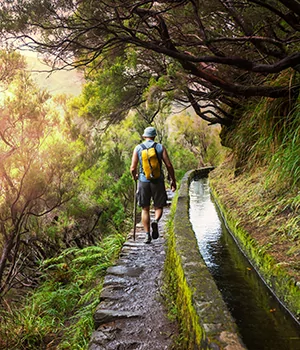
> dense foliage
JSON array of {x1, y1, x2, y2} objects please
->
[
  {"x1": 0, "y1": 234, "x2": 125, "y2": 349},
  {"x1": 0, "y1": 47, "x2": 225, "y2": 348},
  {"x1": 0, "y1": 1, "x2": 298, "y2": 348},
  {"x1": 222, "y1": 73, "x2": 300, "y2": 188},
  {"x1": 1, "y1": 0, "x2": 300, "y2": 127}
]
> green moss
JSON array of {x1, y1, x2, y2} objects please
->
[
  {"x1": 210, "y1": 185, "x2": 300, "y2": 319},
  {"x1": 163, "y1": 168, "x2": 244, "y2": 349},
  {"x1": 164, "y1": 196, "x2": 206, "y2": 349}
]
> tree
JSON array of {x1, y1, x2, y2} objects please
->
[
  {"x1": 1, "y1": 1, "x2": 300, "y2": 127},
  {"x1": 0, "y1": 67, "x2": 79, "y2": 295},
  {"x1": 70, "y1": 53, "x2": 153, "y2": 129},
  {"x1": 170, "y1": 111, "x2": 225, "y2": 167},
  {"x1": 0, "y1": 50, "x2": 25, "y2": 87}
]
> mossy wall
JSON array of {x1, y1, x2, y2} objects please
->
[
  {"x1": 210, "y1": 185, "x2": 300, "y2": 321},
  {"x1": 164, "y1": 168, "x2": 245, "y2": 349}
]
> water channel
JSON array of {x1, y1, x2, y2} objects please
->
[{"x1": 189, "y1": 178, "x2": 300, "y2": 350}]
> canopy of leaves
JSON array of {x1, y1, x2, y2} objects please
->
[{"x1": 1, "y1": 0, "x2": 300, "y2": 126}]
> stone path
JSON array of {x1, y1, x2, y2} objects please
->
[{"x1": 88, "y1": 202, "x2": 178, "y2": 350}]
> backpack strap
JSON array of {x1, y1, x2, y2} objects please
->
[
  {"x1": 140, "y1": 142, "x2": 156, "y2": 150},
  {"x1": 152, "y1": 143, "x2": 161, "y2": 164}
]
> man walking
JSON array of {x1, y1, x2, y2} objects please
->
[{"x1": 130, "y1": 126, "x2": 177, "y2": 243}]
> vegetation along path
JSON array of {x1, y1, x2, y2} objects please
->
[{"x1": 88, "y1": 200, "x2": 178, "y2": 349}]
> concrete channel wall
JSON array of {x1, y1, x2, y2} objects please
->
[{"x1": 164, "y1": 168, "x2": 246, "y2": 349}]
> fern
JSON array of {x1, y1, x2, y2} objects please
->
[{"x1": 0, "y1": 232, "x2": 126, "y2": 349}]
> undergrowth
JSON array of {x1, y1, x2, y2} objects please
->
[
  {"x1": 211, "y1": 86, "x2": 300, "y2": 278},
  {"x1": 268, "y1": 106, "x2": 300, "y2": 188},
  {"x1": 226, "y1": 91, "x2": 300, "y2": 190},
  {"x1": 0, "y1": 233, "x2": 125, "y2": 350}
]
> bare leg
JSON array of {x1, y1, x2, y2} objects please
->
[
  {"x1": 142, "y1": 206, "x2": 151, "y2": 243},
  {"x1": 154, "y1": 207, "x2": 163, "y2": 222},
  {"x1": 142, "y1": 206, "x2": 150, "y2": 233}
]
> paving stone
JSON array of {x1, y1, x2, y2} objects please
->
[
  {"x1": 100, "y1": 286, "x2": 126, "y2": 301},
  {"x1": 123, "y1": 242, "x2": 145, "y2": 247},
  {"x1": 102, "y1": 275, "x2": 128, "y2": 287},
  {"x1": 89, "y1": 206, "x2": 177, "y2": 350},
  {"x1": 122, "y1": 246, "x2": 140, "y2": 251},
  {"x1": 90, "y1": 328, "x2": 116, "y2": 344},
  {"x1": 120, "y1": 247, "x2": 138, "y2": 255},
  {"x1": 106, "y1": 265, "x2": 144, "y2": 277},
  {"x1": 94, "y1": 309, "x2": 143, "y2": 329}
]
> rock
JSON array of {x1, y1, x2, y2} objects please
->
[
  {"x1": 102, "y1": 275, "x2": 127, "y2": 287},
  {"x1": 100, "y1": 286, "x2": 125, "y2": 301},
  {"x1": 94, "y1": 309, "x2": 143, "y2": 329},
  {"x1": 106, "y1": 266, "x2": 144, "y2": 278},
  {"x1": 89, "y1": 206, "x2": 178, "y2": 350}
]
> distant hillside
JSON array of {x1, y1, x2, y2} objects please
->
[{"x1": 24, "y1": 53, "x2": 84, "y2": 96}]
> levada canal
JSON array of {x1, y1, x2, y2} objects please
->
[{"x1": 189, "y1": 178, "x2": 300, "y2": 350}]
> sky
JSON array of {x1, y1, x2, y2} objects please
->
[{"x1": 23, "y1": 50, "x2": 84, "y2": 96}]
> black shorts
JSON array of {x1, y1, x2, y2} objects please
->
[{"x1": 137, "y1": 180, "x2": 167, "y2": 208}]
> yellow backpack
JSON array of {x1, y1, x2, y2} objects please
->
[{"x1": 140, "y1": 143, "x2": 161, "y2": 180}]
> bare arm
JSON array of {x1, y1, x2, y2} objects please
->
[
  {"x1": 130, "y1": 149, "x2": 139, "y2": 181},
  {"x1": 162, "y1": 146, "x2": 177, "y2": 192}
]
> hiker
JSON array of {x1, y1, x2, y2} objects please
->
[{"x1": 130, "y1": 126, "x2": 177, "y2": 244}]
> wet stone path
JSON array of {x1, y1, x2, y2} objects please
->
[{"x1": 88, "y1": 204, "x2": 178, "y2": 350}]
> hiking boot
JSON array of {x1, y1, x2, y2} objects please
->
[
  {"x1": 151, "y1": 220, "x2": 159, "y2": 239},
  {"x1": 144, "y1": 233, "x2": 152, "y2": 244}
]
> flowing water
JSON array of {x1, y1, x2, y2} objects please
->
[{"x1": 189, "y1": 178, "x2": 300, "y2": 350}]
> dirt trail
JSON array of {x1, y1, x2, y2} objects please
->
[{"x1": 88, "y1": 201, "x2": 178, "y2": 350}]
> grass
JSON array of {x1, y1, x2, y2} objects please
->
[
  {"x1": 268, "y1": 110, "x2": 300, "y2": 189},
  {"x1": 206, "y1": 87, "x2": 300, "y2": 316},
  {"x1": 210, "y1": 161, "x2": 299, "y2": 277},
  {"x1": 226, "y1": 90, "x2": 300, "y2": 191},
  {"x1": 0, "y1": 233, "x2": 125, "y2": 350}
]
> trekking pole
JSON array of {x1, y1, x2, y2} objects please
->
[{"x1": 133, "y1": 179, "x2": 137, "y2": 241}]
